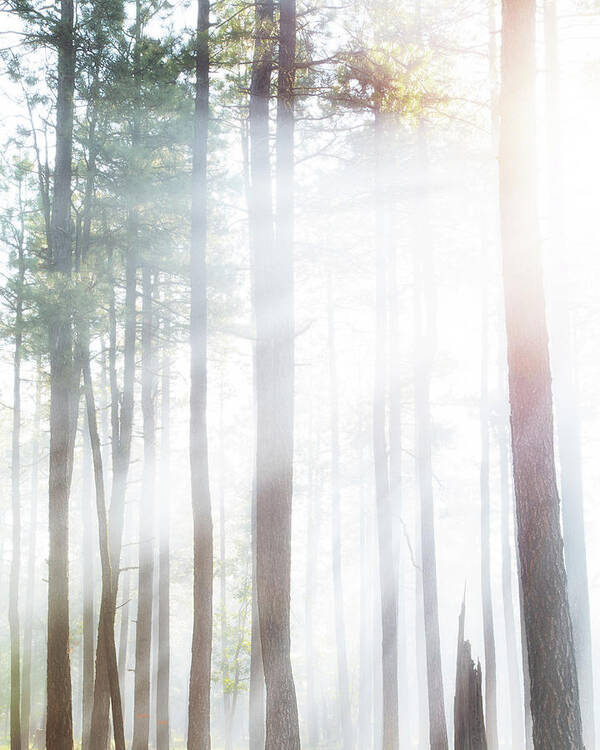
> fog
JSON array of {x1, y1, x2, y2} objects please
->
[{"x1": 0, "y1": 0, "x2": 600, "y2": 748}]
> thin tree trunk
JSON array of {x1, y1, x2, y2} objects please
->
[
  {"x1": 304, "y1": 391, "x2": 319, "y2": 749},
  {"x1": 480, "y1": 252, "x2": 497, "y2": 750},
  {"x1": 81, "y1": 341, "x2": 126, "y2": 750},
  {"x1": 386, "y1": 173, "x2": 408, "y2": 750},
  {"x1": 327, "y1": 274, "x2": 353, "y2": 750},
  {"x1": 188, "y1": 0, "x2": 213, "y2": 744},
  {"x1": 543, "y1": 2, "x2": 595, "y2": 746},
  {"x1": 413, "y1": 119, "x2": 448, "y2": 750},
  {"x1": 245, "y1": 113, "x2": 265, "y2": 750},
  {"x1": 47, "y1": 0, "x2": 76, "y2": 746},
  {"x1": 219, "y1": 381, "x2": 230, "y2": 749},
  {"x1": 81, "y1": 411, "x2": 95, "y2": 750},
  {"x1": 373, "y1": 108, "x2": 398, "y2": 750},
  {"x1": 21, "y1": 361, "x2": 41, "y2": 749},
  {"x1": 496, "y1": 397, "x2": 526, "y2": 749},
  {"x1": 499, "y1": 0, "x2": 584, "y2": 744},
  {"x1": 132, "y1": 265, "x2": 156, "y2": 750},
  {"x1": 358, "y1": 430, "x2": 372, "y2": 750},
  {"x1": 156, "y1": 313, "x2": 171, "y2": 750},
  {"x1": 10, "y1": 206, "x2": 24, "y2": 750},
  {"x1": 89, "y1": 133, "x2": 138, "y2": 750}
]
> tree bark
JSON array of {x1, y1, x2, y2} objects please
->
[
  {"x1": 47, "y1": 0, "x2": 76, "y2": 746},
  {"x1": 499, "y1": 0, "x2": 584, "y2": 745},
  {"x1": 253, "y1": 0, "x2": 302, "y2": 742},
  {"x1": 454, "y1": 600, "x2": 487, "y2": 750},
  {"x1": 188, "y1": 0, "x2": 213, "y2": 744},
  {"x1": 543, "y1": 2, "x2": 595, "y2": 746},
  {"x1": 327, "y1": 273, "x2": 353, "y2": 750},
  {"x1": 132, "y1": 264, "x2": 156, "y2": 750}
]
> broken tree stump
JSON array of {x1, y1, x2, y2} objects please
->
[{"x1": 454, "y1": 598, "x2": 487, "y2": 750}]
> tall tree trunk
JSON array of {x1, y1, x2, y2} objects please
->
[
  {"x1": 543, "y1": 2, "x2": 595, "y2": 746},
  {"x1": 47, "y1": 0, "x2": 76, "y2": 746},
  {"x1": 386, "y1": 171, "x2": 408, "y2": 750},
  {"x1": 413, "y1": 119, "x2": 448, "y2": 750},
  {"x1": 327, "y1": 274, "x2": 353, "y2": 750},
  {"x1": 499, "y1": 0, "x2": 584, "y2": 745},
  {"x1": 219, "y1": 382, "x2": 231, "y2": 749},
  {"x1": 156, "y1": 313, "x2": 171, "y2": 750},
  {"x1": 253, "y1": 0, "x2": 302, "y2": 742},
  {"x1": 89, "y1": 122, "x2": 138, "y2": 750},
  {"x1": 480, "y1": 252, "x2": 497, "y2": 750},
  {"x1": 304, "y1": 387, "x2": 319, "y2": 749},
  {"x1": 373, "y1": 108, "x2": 399, "y2": 750},
  {"x1": 81, "y1": 340, "x2": 126, "y2": 750},
  {"x1": 188, "y1": 0, "x2": 213, "y2": 744},
  {"x1": 246, "y1": 119, "x2": 265, "y2": 750},
  {"x1": 496, "y1": 395, "x2": 525, "y2": 748},
  {"x1": 81, "y1": 411, "x2": 95, "y2": 750},
  {"x1": 10, "y1": 209, "x2": 24, "y2": 750},
  {"x1": 358, "y1": 429, "x2": 372, "y2": 750},
  {"x1": 132, "y1": 265, "x2": 156, "y2": 750},
  {"x1": 21, "y1": 361, "x2": 41, "y2": 749}
]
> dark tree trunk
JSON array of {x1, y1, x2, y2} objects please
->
[
  {"x1": 156, "y1": 313, "x2": 171, "y2": 750},
  {"x1": 480, "y1": 259, "x2": 497, "y2": 750},
  {"x1": 413, "y1": 120, "x2": 448, "y2": 750},
  {"x1": 499, "y1": 0, "x2": 584, "y2": 745},
  {"x1": 81, "y1": 411, "x2": 95, "y2": 750},
  {"x1": 132, "y1": 265, "x2": 156, "y2": 750},
  {"x1": 543, "y1": 2, "x2": 595, "y2": 746},
  {"x1": 81, "y1": 340, "x2": 126, "y2": 750},
  {"x1": 454, "y1": 600, "x2": 487, "y2": 750},
  {"x1": 47, "y1": 0, "x2": 76, "y2": 747},
  {"x1": 188, "y1": 0, "x2": 213, "y2": 744},
  {"x1": 327, "y1": 274, "x2": 353, "y2": 750},
  {"x1": 21, "y1": 361, "x2": 41, "y2": 749},
  {"x1": 373, "y1": 109, "x2": 399, "y2": 750}
]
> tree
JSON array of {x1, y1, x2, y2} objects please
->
[
  {"x1": 327, "y1": 272, "x2": 353, "y2": 750},
  {"x1": 7, "y1": 158, "x2": 26, "y2": 750},
  {"x1": 499, "y1": 0, "x2": 584, "y2": 745},
  {"x1": 132, "y1": 264, "x2": 156, "y2": 750},
  {"x1": 543, "y1": 0, "x2": 595, "y2": 745},
  {"x1": 253, "y1": 0, "x2": 302, "y2": 740},
  {"x1": 46, "y1": 1, "x2": 77, "y2": 748},
  {"x1": 188, "y1": 0, "x2": 214, "y2": 744}
]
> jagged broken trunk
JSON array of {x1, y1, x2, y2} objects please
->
[{"x1": 454, "y1": 603, "x2": 487, "y2": 750}]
